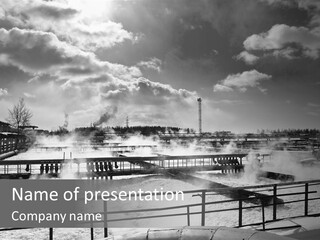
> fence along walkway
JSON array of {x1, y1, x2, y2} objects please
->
[{"x1": 99, "y1": 179, "x2": 320, "y2": 227}]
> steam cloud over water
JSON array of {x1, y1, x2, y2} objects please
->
[{"x1": 9, "y1": 133, "x2": 320, "y2": 183}]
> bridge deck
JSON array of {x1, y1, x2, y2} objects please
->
[{"x1": 0, "y1": 153, "x2": 246, "y2": 179}]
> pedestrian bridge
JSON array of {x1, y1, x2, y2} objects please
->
[{"x1": 0, "y1": 153, "x2": 246, "y2": 179}]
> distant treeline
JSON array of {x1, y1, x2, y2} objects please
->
[
  {"x1": 35, "y1": 126, "x2": 319, "y2": 139},
  {"x1": 72, "y1": 126, "x2": 196, "y2": 137},
  {"x1": 257, "y1": 128, "x2": 320, "y2": 138},
  {"x1": 113, "y1": 126, "x2": 196, "y2": 135}
]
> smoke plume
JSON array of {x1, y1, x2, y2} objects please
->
[{"x1": 93, "y1": 106, "x2": 118, "y2": 127}]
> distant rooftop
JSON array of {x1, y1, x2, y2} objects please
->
[
  {"x1": 19, "y1": 125, "x2": 38, "y2": 130},
  {"x1": 0, "y1": 121, "x2": 10, "y2": 126}
]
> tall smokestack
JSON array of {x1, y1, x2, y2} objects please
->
[
  {"x1": 126, "y1": 116, "x2": 129, "y2": 128},
  {"x1": 197, "y1": 98, "x2": 202, "y2": 135}
]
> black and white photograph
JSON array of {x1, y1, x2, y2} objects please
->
[{"x1": 0, "y1": 0, "x2": 320, "y2": 239}]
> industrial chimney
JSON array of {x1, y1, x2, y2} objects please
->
[{"x1": 197, "y1": 98, "x2": 202, "y2": 135}]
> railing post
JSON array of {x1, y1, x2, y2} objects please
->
[
  {"x1": 49, "y1": 228, "x2": 53, "y2": 240},
  {"x1": 104, "y1": 200, "x2": 108, "y2": 238},
  {"x1": 187, "y1": 206, "x2": 190, "y2": 226},
  {"x1": 273, "y1": 185, "x2": 277, "y2": 220},
  {"x1": 201, "y1": 190, "x2": 206, "y2": 226},
  {"x1": 262, "y1": 204, "x2": 265, "y2": 231},
  {"x1": 305, "y1": 183, "x2": 309, "y2": 216},
  {"x1": 238, "y1": 199, "x2": 242, "y2": 227},
  {"x1": 77, "y1": 163, "x2": 80, "y2": 176},
  {"x1": 91, "y1": 228, "x2": 94, "y2": 240}
]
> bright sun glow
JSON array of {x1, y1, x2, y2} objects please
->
[{"x1": 67, "y1": 0, "x2": 113, "y2": 20}]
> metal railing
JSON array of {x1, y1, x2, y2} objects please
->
[
  {"x1": 1, "y1": 179, "x2": 320, "y2": 239},
  {"x1": 100, "y1": 179, "x2": 320, "y2": 227}
]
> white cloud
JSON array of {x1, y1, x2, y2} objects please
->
[
  {"x1": 244, "y1": 24, "x2": 320, "y2": 59},
  {"x1": 0, "y1": 0, "x2": 135, "y2": 52},
  {"x1": 213, "y1": 84, "x2": 233, "y2": 92},
  {"x1": 0, "y1": 88, "x2": 9, "y2": 97},
  {"x1": 71, "y1": 21, "x2": 133, "y2": 51},
  {"x1": 234, "y1": 51, "x2": 259, "y2": 65},
  {"x1": 24, "y1": 92, "x2": 36, "y2": 99},
  {"x1": 0, "y1": 0, "x2": 199, "y2": 128},
  {"x1": 271, "y1": 47, "x2": 297, "y2": 59},
  {"x1": 63, "y1": 75, "x2": 197, "y2": 107},
  {"x1": 0, "y1": 27, "x2": 101, "y2": 74},
  {"x1": 213, "y1": 70, "x2": 272, "y2": 93},
  {"x1": 60, "y1": 75, "x2": 198, "y2": 128},
  {"x1": 261, "y1": 0, "x2": 320, "y2": 13},
  {"x1": 137, "y1": 58, "x2": 162, "y2": 72}
]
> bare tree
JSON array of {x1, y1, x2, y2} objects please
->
[{"x1": 7, "y1": 98, "x2": 33, "y2": 131}]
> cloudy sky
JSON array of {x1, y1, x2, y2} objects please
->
[{"x1": 0, "y1": 0, "x2": 319, "y2": 133}]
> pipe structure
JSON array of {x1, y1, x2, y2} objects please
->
[
  {"x1": 112, "y1": 226, "x2": 295, "y2": 240},
  {"x1": 0, "y1": 150, "x2": 18, "y2": 160}
]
